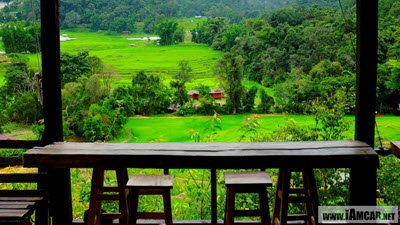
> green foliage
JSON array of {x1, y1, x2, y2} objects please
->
[
  {"x1": 0, "y1": 54, "x2": 42, "y2": 124},
  {"x1": 0, "y1": 21, "x2": 40, "y2": 53},
  {"x1": 31, "y1": 120, "x2": 44, "y2": 139},
  {"x1": 214, "y1": 46, "x2": 245, "y2": 114},
  {"x1": 83, "y1": 98, "x2": 127, "y2": 142},
  {"x1": 170, "y1": 60, "x2": 192, "y2": 106},
  {"x1": 60, "y1": 51, "x2": 91, "y2": 86},
  {"x1": 62, "y1": 74, "x2": 127, "y2": 142},
  {"x1": 7, "y1": 92, "x2": 42, "y2": 124},
  {"x1": 191, "y1": 18, "x2": 227, "y2": 46},
  {"x1": 1, "y1": 54, "x2": 36, "y2": 96},
  {"x1": 376, "y1": 60, "x2": 400, "y2": 113},
  {"x1": 377, "y1": 155, "x2": 400, "y2": 206},
  {"x1": 242, "y1": 86, "x2": 258, "y2": 113},
  {"x1": 257, "y1": 89, "x2": 275, "y2": 113},
  {"x1": 111, "y1": 86, "x2": 136, "y2": 117},
  {"x1": 174, "y1": 60, "x2": 192, "y2": 83},
  {"x1": 131, "y1": 71, "x2": 171, "y2": 115},
  {"x1": 156, "y1": 19, "x2": 183, "y2": 46}
]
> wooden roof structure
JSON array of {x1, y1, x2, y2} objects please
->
[{"x1": 0, "y1": 0, "x2": 380, "y2": 224}]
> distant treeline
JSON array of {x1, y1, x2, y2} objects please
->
[
  {"x1": 190, "y1": 0, "x2": 400, "y2": 114},
  {"x1": 0, "y1": 0, "x2": 339, "y2": 33}
]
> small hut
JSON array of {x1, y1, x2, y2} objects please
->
[
  {"x1": 188, "y1": 90, "x2": 200, "y2": 100},
  {"x1": 209, "y1": 88, "x2": 224, "y2": 99}
]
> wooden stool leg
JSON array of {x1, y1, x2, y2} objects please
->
[
  {"x1": 273, "y1": 168, "x2": 319, "y2": 225},
  {"x1": 163, "y1": 190, "x2": 173, "y2": 225},
  {"x1": 116, "y1": 168, "x2": 129, "y2": 224},
  {"x1": 88, "y1": 167, "x2": 128, "y2": 225},
  {"x1": 259, "y1": 188, "x2": 271, "y2": 225},
  {"x1": 88, "y1": 167, "x2": 105, "y2": 225},
  {"x1": 128, "y1": 188, "x2": 139, "y2": 225},
  {"x1": 303, "y1": 169, "x2": 318, "y2": 225},
  {"x1": 35, "y1": 197, "x2": 49, "y2": 225},
  {"x1": 225, "y1": 187, "x2": 235, "y2": 225},
  {"x1": 272, "y1": 168, "x2": 291, "y2": 225}
]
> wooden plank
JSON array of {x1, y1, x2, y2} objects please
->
[
  {"x1": 0, "y1": 157, "x2": 23, "y2": 167},
  {"x1": 0, "y1": 202, "x2": 35, "y2": 205},
  {"x1": 24, "y1": 148, "x2": 377, "y2": 158},
  {"x1": 39, "y1": 140, "x2": 370, "y2": 151},
  {"x1": 0, "y1": 190, "x2": 46, "y2": 198},
  {"x1": 0, "y1": 140, "x2": 42, "y2": 149},
  {"x1": 390, "y1": 141, "x2": 400, "y2": 158},
  {"x1": 25, "y1": 141, "x2": 375, "y2": 154},
  {"x1": 0, "y1": 209, "x2": 30, "y2": 217},
  {"x1": 0, "y1": 197, "x2": 43, "y2": 202},
  {"x1": 224, "y1": 172, "x2": 272, "y2": 185},
  {"x1": 127, "y1": 175, "x2": 173, "y2": 187},
  {"x1": 0, "y1": 203, "x2": 32, "y2": 209},
  {"x1": 23, "y1": 142, "x2": 379, "y2": 169},
  {"x1": 0, "y1": 173, "x2": 43, "y2": 183}
]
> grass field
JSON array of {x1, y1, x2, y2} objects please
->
[{"x1": 113, "y1": 114, "x2": 400, "y2": 147}]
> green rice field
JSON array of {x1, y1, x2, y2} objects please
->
[
  {"x1": 22, "y1": 30, "x2": 223, "y2": 88},
  {"x1": 113, "y1": 114, "x2": 400, "y2": 148}
]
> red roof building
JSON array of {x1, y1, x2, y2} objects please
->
[
  {"x1": 209, "y1": 88, "x2": 224, "y2": 99},
  {"x1": 187, "y1": 90, "x2": 200, "y2": 100}
]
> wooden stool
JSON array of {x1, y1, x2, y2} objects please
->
[
  {"x1": 87, "y1": 167, "x2": 129, "y2": 225},
  {"x1": 126, "y1": 175, "x2": 173, "y2": 225},
  {"x1": 224, "y1": 171, "x2": 272, "y2": 225},
  {"x1": 272, "y1": 168, "x2": 319, "y2": 225}
]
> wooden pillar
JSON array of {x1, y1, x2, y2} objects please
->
[
  {"x1": 351, "y1": 0, "x2": 379, "y2": 206},
  {"x1": 355, "y1": 0, "x2": 378, "y2": 147},
  {"x1": 40, "y1": 0, "x2": 72, "y2": 223},
  {"x1": 211, "y1": 169, "x2": 217, "y2": 224}
]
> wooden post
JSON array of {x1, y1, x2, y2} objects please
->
[
  {"x1": 211, "y1": 169, "x2": 217, "y2": 224},
  {"x1": 355, "y1": 0, "x2": 378, "y2": 147},
  {"x1": 40, "y1": 0, "x2": 72, "y2": 223},
  {"x1": 351, "y1": 0, "x2": 379, "y2": 206}
]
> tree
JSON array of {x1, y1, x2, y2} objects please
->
[
  {"x1": 7, "y1": 92, "x2": 42, "y2": 124},
  {"x1": 174, "y1": 60, "x2": 192, "y2": 83},
  {"x1": 131, "y1": 70, "x2": 171, "y2": 115},
  {"x1": 257, "y1": 89, "x2": 275, "y2": 113},
  {"x1": 191, "y1": 17, "x2": 227, "y2": 45},
  {"x1": 63, "y1": 10, "x2": 82, "y2": 28},
  {"x1": 170, "y1": 61, "x2": 191, "y2": 106},
  {"x1": 155, "y1": 19, "x2": 179, "y2": 46},
  {"x1": 60, "y1": 51, "x2": 91, "y2": 86},
  {"x1": 82, "y1": 98, "x2": 127, "y2": 142},
  {"x1": 242, "y1": 86, "x2": 258, "y2": 113},
  {"x1": 1, "y1": 54, "x2": 36, "y2": 96},
  {"x1": 0, "y1": 21, "x2": 39, "y2": 53},
  {"x1": 214, "y1": 46, "x2": 245, "y2": 114}
]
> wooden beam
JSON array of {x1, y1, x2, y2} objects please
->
[
  {"x1": 40, "y1": 0, "x2": 72, "y2": 223},
  {"x1": 0, "y1": 140, "x2": 42, "y2": 150},
  {"x1": 355, "y1": 0, "x2": 379, "y2": 147},
  {"x1": 351, "y1": 0, "x2": 379, "y2": 206}
]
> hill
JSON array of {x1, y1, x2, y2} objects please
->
[{"x1": 0, "y1": 0, "x2": 340, "y2": 33}]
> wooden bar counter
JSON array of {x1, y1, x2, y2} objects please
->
[{"x1": 23, "y1": 140, "x2": 379, "y2": 224}]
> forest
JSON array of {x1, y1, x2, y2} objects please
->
[{"x1": 0, "y1": 0, "x2": 341, "y2": 32}]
